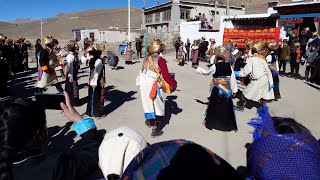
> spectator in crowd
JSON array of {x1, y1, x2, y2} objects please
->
[
  {"x1": 199, "y1": 37, "x2": 208, "y2": 60},
  {"x1": 0, "y1": 91, "x2": 103, "y2": 180},
  {"x1": 279, "y1": 40, "x2": 291, "y2": 75},
  {"x1": 247, "y1": 106, "x2": 320, "y2": 180},
  {"x1": 200, "y1": 14, "x2": 207, "y2": 29},
  {"x1": 191, "y1": 39, "x2": 200, "y2": 68},
  {"x1": 34, "y1": 39, "x2": 43, "y2": 68},
  {"x1": 304, "y1": 46, "x2": 318, "y2": 82},
  {"x1": 290, "y1": 42, "x2": 301, "y2": 78},
  {"x1": 184, "y1": 38, "x2": 191, "y2": 62},
  {"x1": 135, "y1": 36, "x2": 143, "y2": 59},
  {"x1": 174, "y1": 37, "x2": 183, "y2": 58}
]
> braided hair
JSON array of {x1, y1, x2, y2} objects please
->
[{"x1": 0, "y1": 99, "x2": 46, "y2": 180}]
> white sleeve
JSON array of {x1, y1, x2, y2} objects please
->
[
  {"x1": 90, "y1": 59, "x2": 103, "y2": 86},
  {"x1": 239, "y1": 58, "x2": 253, "y2": 77},
  {"x1": 66, "y1": 54, "x2": 74, "y2": 78},
  {"x1": 230, "y1": 67, "x2": 238, "y2": 94},
  {"x1": 196, "y1": 65, "x2": 216, "y2": 76},
  {"x1": 183, "y1": 46, "x2": 187, "y2": 54},
  {"x1": 266, "y1": 55, "x2": 272, "y2": 63}
]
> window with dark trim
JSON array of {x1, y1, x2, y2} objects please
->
[
  {"x1": 155, "y1": 12, "x2": 160, "y2": 22},
  {"x1": 146, "y1": 14, "x2": 153, "y2": 23},
  {"x1": 163, "y1": 10, "x2": 171, "y2": 21}
]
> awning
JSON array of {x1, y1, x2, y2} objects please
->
[{"x1": 280, "y1": 13, "x2": 320, "y2": 19}]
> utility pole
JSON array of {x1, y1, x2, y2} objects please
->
[
  {"x1": 143, "y1": 0, "x2": 147, "y2": 9},
  {"x1": 226, "y1": 0, "x2": 230, "y2": 16},
  {"x1": 128, "y1": 0, "x2": 131, "y2": 42},
  {"x1": 215, "y1": 1, "x2": 218, "y2": 22},
  {"x1": 40, "y1": 19, "x2": 44, "y2": 40}
]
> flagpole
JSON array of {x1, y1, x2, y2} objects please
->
[{"x1": 128, "y1": 0, "x2": 131, "y2": 42}]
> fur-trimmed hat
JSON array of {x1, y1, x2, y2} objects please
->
[{"x1": 147, "y1": 38, "x2": 166, "y2": 55}]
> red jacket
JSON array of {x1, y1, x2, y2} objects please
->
[{"x1": 158, "y1": 57, "x2": 177, "y2": 91}]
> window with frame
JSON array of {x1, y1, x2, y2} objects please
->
[
  {"x1": 155, "y1": 12, "x2": 160, "y2": 22},
  {"x1": 163, "y1": 10, "x2": 171, "y2": 21},
  {"x1": 180, "y1": 9, "x2": 191, "y2": 20},
  {"x1": 145, "y1": 14, "x2": 153, "y2": 23}
]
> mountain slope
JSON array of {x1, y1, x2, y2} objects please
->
[{"x1": 0, "y1": 8, "x2": 142, "y2": 39}]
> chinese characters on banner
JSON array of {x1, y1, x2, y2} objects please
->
[{"x1": 223, "y1": 27, "x2": 281, "y2": 48}]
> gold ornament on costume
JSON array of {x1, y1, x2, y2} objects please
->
[
  {"x1": 267, "y1": 40, "x2": 279, "y2": 51},
  {"x1": 0, "y1": 34, "x2": 5, "y2": 41},
  {"x1": 147, "y1": 38, "x2": 166, "y2": 55},
  {"x1": 214, "y1": 46, "x2": 230, "y2": 59},
  {"x1": 44, "y1": 35, "x2": 54, "y2": 46},
  {"x1": 65, "y1": 40, "x2": 79, "y2": 52}
]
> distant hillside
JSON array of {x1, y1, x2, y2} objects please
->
[{"x1": 0, "y1": 8, "x2": 142, "y2": 39}]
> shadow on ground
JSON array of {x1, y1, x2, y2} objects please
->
[
  {"x1": 104, "y1": 85, "x2": 137, "y2": 115},
  {"x1": 159, "y1": 95, "x2": 182, "y2": 131}
]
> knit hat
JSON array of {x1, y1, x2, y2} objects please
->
[
  {"x1": 98, "y1": 126, "x2": 148, "y2": 178},
  {"x1": 247, "y1": 106, "x2": 320, "y2": 179},
  {"x1": 122, "y1": 140, "x2": 242, "y2": 180}
]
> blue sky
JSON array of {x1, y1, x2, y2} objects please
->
[{"x1": 0, "y1": 0, "x2": 167, "y2": 21}]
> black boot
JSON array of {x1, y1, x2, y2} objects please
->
[
  {"x1": 145, "y1": 119, "x2": 151, "y2": 128},
  {"x1": 235, "y1": 101, "x2": 245, "y2": 112},
  {"x1": 151, "y1": 121, "x2": 163, "y2": 137}
]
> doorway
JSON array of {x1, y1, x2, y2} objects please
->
[{"x1": 90, "y1": 32, "x2": 95, "y2": 41}]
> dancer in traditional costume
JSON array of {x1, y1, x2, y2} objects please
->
[
  {"x1": 266, "y1": 41, "x2": 281, "y2": 100},
  {"x1": 136, "y1": 39, "x2": 177, "y2": 136},
  {"x1": 37, "y1": 35, "x2": 63, "y2": 93},
  {"x1": 195, "y1": 46, "x2": 238, "y2": 132},
  {"x1": 86, "y1": 43, "x2": 106, "y2": 118},
  {"x1": 64, "y1": 40, "x2": 80, "y2": 106},
  {"x1": 235, "y1": 42, "x2": 274, "y2": 111}
]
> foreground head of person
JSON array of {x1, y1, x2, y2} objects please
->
[
  {"x1": 247, "y1": 106, "x2": 320, "y2": 179},
  {"x1": 98, "y1": 126, "x2": 148, "y2": 179},
  {"x1": 0, "y1": 92, "x2": 101, "y2": 180},
  {"x1": 122, "y1": 140, "x2": 243, "y2": 180}
]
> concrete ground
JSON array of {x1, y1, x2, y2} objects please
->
[{"x1": 4, "y1": 50, "x2": 320, "y2": 170}]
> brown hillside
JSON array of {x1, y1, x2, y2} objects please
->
[{"x1": 0, "y1": 8, "x2": 142, "y2": 39}]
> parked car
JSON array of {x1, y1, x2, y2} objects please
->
[{"x1": 119, "y1": 40, "x2": 128, "y2": 55}]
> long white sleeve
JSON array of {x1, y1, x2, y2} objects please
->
[
  {"x1": 66, "y1": 53, "x2": 74, "y2": 78},
  {"x1": 230, "y1": 68, "x2": 238, "y2": 94},
  {"x1": 90, "y1": 59, "x2": 103, "y2": 86},
  {"x1": 196, "y1": 65, "x2": 216, "y2": 76},
  {"x1": 266, "y1": 55, "x2": 272, "y2": 63},
  {"x1": 239, "y1": 58, "x2": 253, "y2": 77}
]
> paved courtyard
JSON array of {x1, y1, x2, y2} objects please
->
[{"x1": 5, "y1": 50, "x2": 320, "y2": 170}]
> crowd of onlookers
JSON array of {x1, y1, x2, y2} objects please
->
[{"x1": 189, "y1": 13, "x2": 215, "y2": 30}]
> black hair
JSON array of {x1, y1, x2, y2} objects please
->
[
  {"x1": 88, "y1": 49, "x2": 102, "y2": 70},
  {"x1": 272, "y1": 117, "x2": 310, "y2": 134},
  {"x1": 0, "y1": 99, "x2": 46, "y2": 180}
]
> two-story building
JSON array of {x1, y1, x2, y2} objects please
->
[{"x1": 142, "y1": 0, "x2": 245, "y2": 34}]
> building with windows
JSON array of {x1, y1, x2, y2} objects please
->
[{"x1": 142, "y1": 0, "x2": 245, "y2": 33}]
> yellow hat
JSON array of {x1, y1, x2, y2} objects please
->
[
  {"x1": 147, "y1": 38, "x2": 166, "y2": 55},
  {"x1": 44, "y1": 35, "x2": 54, "y2": 46},
  {"x1": 0, "y1": 34, "x2": 5, "y2": 41},
  {"x1": 65, "y1": 40, "x2": 79, "y2": 51}
]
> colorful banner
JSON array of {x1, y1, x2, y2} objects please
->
[{"x1": 223, "y1": 28, "x2": 281, "y2": 48}]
